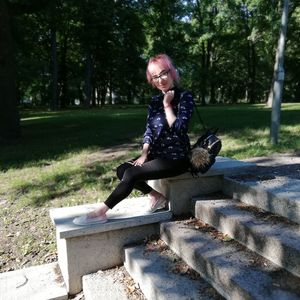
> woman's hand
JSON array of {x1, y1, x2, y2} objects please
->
[
  {"x1": 163, "y1": 90, "x2": 175, "y2": 107},
  {"x1": 133, "y1": 153, "x2": 147, "y2": 166},
  {"x1": 163, "y1": 90, "x2": 176, "y2": 127}
]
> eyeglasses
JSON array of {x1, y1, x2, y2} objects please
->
[{"x1": 151, "y1": 70, "x2": 170, "y2": 83}]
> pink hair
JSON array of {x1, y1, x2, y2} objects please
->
[{"x1": 146, "y1": 54, "x2": 180, "y2": 86}]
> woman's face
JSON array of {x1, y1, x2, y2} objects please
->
[{"x1": 148, "y1": 63, "x2": 174, "y2": 93}]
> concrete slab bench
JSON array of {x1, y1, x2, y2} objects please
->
[
  {"x1": 50, "y1": 196, "x2": 172, "y2": 295},
  {"x1": 147, "y1": 156, "x2": 255, "y2": 215}
]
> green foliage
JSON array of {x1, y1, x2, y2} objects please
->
[{"x1": 8, "y1": 0, "x2": 300, "y2": 107}]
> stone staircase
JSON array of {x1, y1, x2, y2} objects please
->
[
  {"x1": 122, "y1": 180, "x2": 300, "y2": 300},
  {"x1": 82, "y1": 157, "x2": 300, "y2": 300},
  {"x1": 2, "y1": 156, "x2": 300, "y2": 300}
]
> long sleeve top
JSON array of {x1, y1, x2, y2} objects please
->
[{"x1": 143, "y1": 87, "x2": 194, "y2": 160}]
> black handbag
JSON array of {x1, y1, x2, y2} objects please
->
[{"x1": 189, "y1": 103, "x2": 222, "y2": 175}]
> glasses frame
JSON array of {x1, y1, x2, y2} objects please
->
[{"x1": 151, "y1": 69, "x2": 170, "y2": 83}]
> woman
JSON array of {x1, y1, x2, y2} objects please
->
[{"x1": 74, "y1": 54, "x2": 194, "y2": 225}]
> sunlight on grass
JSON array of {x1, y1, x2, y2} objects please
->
[
  {"x1": 22, "y1": 115, "x2": 57, "y2": 122},
  {"x1": 221, "y1": 124, "x2": 300, "y2": 159},
  {"x1": 0, "y1": 148, "x2": 131, "y2": 209}
]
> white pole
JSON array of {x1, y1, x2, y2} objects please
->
[{"x1": 270, "y1": 0, "x2": 289, "y2": 145}]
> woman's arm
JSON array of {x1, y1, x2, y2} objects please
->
[{"x1": 165, "y1": 91, "x2": 194, "y2": 134}]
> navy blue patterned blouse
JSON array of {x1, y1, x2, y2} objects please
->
[{"x1": 143, "y1": 87, "x2": 194, "y2": 160}]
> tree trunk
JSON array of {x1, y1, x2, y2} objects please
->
[
  {"x1": 50, "y1": 26, "x2": 59, "y2": 110},
  {"x1": 100, "y1": 85, "x2": 106, "y2": 107},
  {"x1": 249, "y1": 42, "x2": 256, "y2": 103},
  {"x1": 60, "y1": 34, "x2": 68, "y2": 108},
  {"x1": 84, "y1": 49, "x2": 92, "y2": 108},
  {"x1": 269, "y1": 0, "x2": 289, "y2": 144},
  {"x1": 200, "y1": 42, "x2": 207, "y2": 106},
  {"x1": 0, "y1": 0, "x2": 20, "y2": 141}
]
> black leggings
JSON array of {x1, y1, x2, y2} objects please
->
[{"x1": 104, "y1": 157, "x2": 190, "y2": 209}]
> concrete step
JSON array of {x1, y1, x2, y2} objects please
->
[
  {"x1": 83, "y1": 272, "x2": 128, "y2": 300},
  {"x1": 50, "y1": 196, "x2": 172, "y2": 294},
  {"x1": 82, "y1": 266, "x2": 145, "y2": 300},
  {"x1": 124, "y1": 241, "x2": 224, "y2": 300},
  {"x1": 222, "y1": 176, "x2": 300, "y2": 224},
  {"x1": 161, "y1": 220, "x2": 300, "y2": 300},
  {"x1": 0, "y1": 262, "x2": 68, "y2": 300},
  {"x1": 193, "y1": 197, "x2": 300, "y2": 277}
]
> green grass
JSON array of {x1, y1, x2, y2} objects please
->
[
  {"x1": 190, "y1": 103, "x2": 300, "y2": 159},
  {"x1": 0, "y1": 102, "x2": 298, "y2": 209},
  {"x1": 1, "y1": 103, "x2": 299, "y2": 170},
  {"x1": 1, "y1": 107, "x2": 147, "y2": 170},
  {"x1": 1, "y1": 104, "x2": 299, "y2": 205},
  {"x1": 0, "y1": 103, "x2": 299, "y2": 272}
]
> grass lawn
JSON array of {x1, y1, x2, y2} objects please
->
[{"x1": 0, "y1": 103, "x2": 299, "y2": 272}]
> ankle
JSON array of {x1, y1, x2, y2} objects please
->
[
  {"x1": 149, "y1": 190, "x2": 162, "y2": 200},
  {"x1": 88, "y1": 203, "x2": 109, "y2": 217}
]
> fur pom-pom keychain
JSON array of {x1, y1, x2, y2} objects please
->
[{"x1": 190, "y1": 147, "x2": 210, "y2": 169}]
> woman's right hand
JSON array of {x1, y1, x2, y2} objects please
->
[
  {"x1": 133, "y1": 154, "x2": 147, "y2": 166},
  {"x1": 163, "y1": 90, "x2": 175, "y2": 107}
]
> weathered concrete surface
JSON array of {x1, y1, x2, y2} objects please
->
[
  {"x1": 124, "y1": 244, "x2": 223, "y2": 300},
  {"x1": 222, "y1": 153, "x2": 300, "y2": 224},
  {"x1": 194, "y1": 198, "x2": 300, "y2": 277},
  {"x1": 222, "y1": 176, "x2": 300, "y2": 224},
  {"x1": 0, "y1": 263, "x2": 67, "y2": 300},
  {"x1": 243, "y1": 152, "x2": 300, "y2": 167},
  {"x1": 83, "y1": 272, "x2": 129, "y2": 300},
  {"x1": 50, "y1": 197, "x2": 172, "y2": 294},
  {"x1": 148, "y1": 156, "x2": 255, "y2": 215},
  {"x1": 161, "y1": 221, "x2": 300, "y2": 300}
]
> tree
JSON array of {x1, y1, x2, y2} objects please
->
[
  {"x1": 0, "y1": 0, "x2": 49, "y2": 141},
  {"x1": 0, "y1": 0, "x2": 20, "y2": 141}
]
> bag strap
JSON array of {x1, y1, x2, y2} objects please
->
[{"x1": 193, "y1": 100, "x2": 207, "y2": 130}]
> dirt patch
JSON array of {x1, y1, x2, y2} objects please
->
[{"x1": 0, "y1": 205, "x2": 57, "y2": 272}]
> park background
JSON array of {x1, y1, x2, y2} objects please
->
[{"x1": 0, "y1": 0, "x2": 299, "y2": 276}]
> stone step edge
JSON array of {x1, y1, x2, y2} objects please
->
[
  {"x1": 160, "y1": 220, "x2": 300, "y2": 300},
  {"x1": 124, "y1": 241, "x2": 223, "y2": 300},
  {"x1": 222, "y1": 176, "x2": 300, "y2": 224},
  {"x1": 193, "y1": 198, "x2": 300, "y2": 277},
  {"x1": 50, "y1": 196, "x2": 172, "y2": 239}
]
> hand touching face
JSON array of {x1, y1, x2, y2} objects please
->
[{"x1": 163, "y1": 90, "x2": 175, "y2": 105}]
